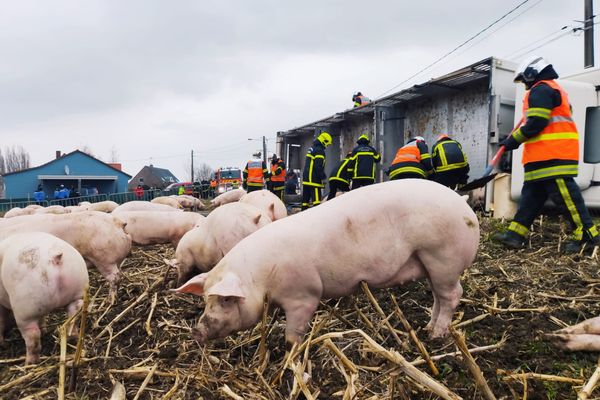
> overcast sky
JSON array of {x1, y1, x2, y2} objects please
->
[{"x1": 1, "y1": 0, "x2": 598, "y2": 182}]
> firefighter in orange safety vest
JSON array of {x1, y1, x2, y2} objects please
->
[
  {"x1": 269, "y1": 154, "x2": 286, "y2": 200},
  {"x1": 491, "y1": 55, "x2": 599, "y2": 254},
  {"x1": 385, "y1": 136, "x2": 433, "y2": 180},
  {"x1": 243, "y1": 152, "x2": 270, "y2": 193}
]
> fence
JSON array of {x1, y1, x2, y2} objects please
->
[{"x1": 48, "y1": 194, "x2": 108, "y2": 207}]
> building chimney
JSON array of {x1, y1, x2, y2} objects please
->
[{"x1": 55, "y1": 150, "x2": 61, "y2": 159}]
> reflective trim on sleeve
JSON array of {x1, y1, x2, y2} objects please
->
[
  {"x1": 512, "y1": 128, "x2": 528, "y2": 143},
  {"x1": 508, "y1": 221, "x2": 529, "y2": 237},
  {"x1": 526, "y1": 107, "x2": 552, "y2": 119}
]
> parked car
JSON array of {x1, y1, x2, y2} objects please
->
[{"x1": 164, "y1": 182, "x2": 194, "y2": 196}]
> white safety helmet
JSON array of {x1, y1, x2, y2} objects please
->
[{"x1": 514, "y1": 55, "x2": 550, "y2": 83}]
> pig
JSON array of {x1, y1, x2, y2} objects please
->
[
  {"x1": 112, "y1": 201, "x2": 183, "y2": 213},
  {"x1": 210, "y1": 188, "x2": 246, "y2": 208},
  {"x1": 0, "y1": 232, "x2": 89, "y2": 364},
  {"x1": 545, "y1": 317, "x2": 600, "y2": 351},
  {"x1": 78, "y1": 201, "x2": 92, "y2": 208},
  {"x1": 171, "y1": 195, "x2": 204, "y2": 210},
  {"x1": 116, "y1": 210, "x2": 204, "y2": 247},
  {"x1": 172, "y1": 202, "x2": 272, "y2": 285},
  {"x1": 239, "y1": 190, "x2": 287, "y2": 221},
  {"x1": 34, "y1": 205, "x2": 69, "y2": 215},
  {"x1": 3, "y1": 207, "x2": 35, "y2": 218},
  {"x1": 151, "y1": 196, "x2": 183, "y2": 209},
  {"x1": 173, "y1": 179, "x2": 480, "y2": 345},
  {"x1": 0, "y1": 211, "x2": 131, "y2": 300},
  {"x1": 25, "y1": 204, "x2": 44, "y2": 210},
  {"x1": 65, "y1": 205, "x2": 88, "y2": 213},
  {"x1": 88, "y1": 200, "x2": 119, "y2": 213}
]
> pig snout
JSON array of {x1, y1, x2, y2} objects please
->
[{"x1": 191, "y1": 325, "x2": 208, "y2": 344}]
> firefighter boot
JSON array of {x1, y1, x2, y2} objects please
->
[
  {"x1": 563, "y1": 231, "x2": 600, "y2": 254},
  {"x1": 491, "y1": 230, "x2": 525, "y2": 250}
]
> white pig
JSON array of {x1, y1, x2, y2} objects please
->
[
  {"x1": 239, "y1": 190, "x2": 287, "y2": 221},
  {"x1": 172, "y1": 202, "x2": 272, "y2": 285},
  {"x1": 3, "y1": 207, "x2": 35, "y2": 218},
  {"x1": 34, "y1": 205, "x2": 69, "y2": 215},
  {"x1": 546, "y1": 317, "x2": 600, "y2": 351},
  {"x1": 210, "y1": 188, "x2": 246, "y2": 207},
  {"x1": 0, "y1": 211, "x2": 131, "y2": 299},
  {"x1": 174, "y1": 179, "x2": 480, "y2": 345},
  {"x1": 88, "y1": 200, "x2": 119, "y2": 213},
  {"x1": 116, "y1": 211, "x2": 204, "y2": 247},
  {"x1": 112, "y1": 201, "x2": 183, "y2": 213},
  {"x1": 151, "y1": 196, "x2": 183, "y2": 209},
  {"x1": 0, "y1": 232, "x2": 89, "y2": 364},
  {"x1": 171, "y1": 195, "x2": 204, "y2": 210}
]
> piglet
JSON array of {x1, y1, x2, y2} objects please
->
[
  {"x1": 0, "y1": 232, "x2": 89, "y2": 364},
  {"x1": 174, "y1": 179, "x2": 480, "y2": 345}
]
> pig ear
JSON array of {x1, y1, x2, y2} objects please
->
[
  {"x1": 51, "y1": 251, "x2": 63, "y2": 266},
  {"x1": 253, "y1": 213, "x2": 262, "y2": 225},
  {"x1": 269, "y1": 203, "x2": 275, "y2": 220},
  {"x1": 206, "y1": 273, "x2": 245, "y2": 299},
  {"x1": 171, "y1": 273, "x2": 208, "y2": 296}
]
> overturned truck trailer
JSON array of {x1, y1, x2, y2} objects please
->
[{"x1": 277, "y1": 57, "x2": 600, "y2": 212}]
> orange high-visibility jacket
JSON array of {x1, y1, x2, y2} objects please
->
[{"x1": 522, "y1": 80, "x2": 578, "y2": 165}]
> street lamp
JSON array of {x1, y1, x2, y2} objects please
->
[{"x1": 247, "y1": 136, "x2": 267, "y2": 164}]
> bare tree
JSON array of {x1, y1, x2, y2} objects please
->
[
  {"x1": 0, "y1": 145, "x2": 30, "y2": 199},
  {"x1": 108, "y1": 146, "x2": 119, "y2": 163},
  {"x1": 80, "y1": 145, "x2": 95, "y2": 157},
  {"x1": 183, "y1": 161, "x2": 214, "y2": 182}
]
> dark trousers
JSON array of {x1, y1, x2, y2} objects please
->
[
  {"x1": 301, "y1": 186, "x2": 322, "y2": 210},
  {"x1": 434, "y1": 169, "x2": 469, "y2": 189},
  {"x1": 270, "y1": 186, "x2": 284, "y2": 201},
  {"x1": 351, "y1": 178, "x2": 374, "y2": 190},
  {"x1": 509, "y1": 177, "x2": 599, "y2": 242},
  {"x1": 327, "y1": 181, "x2": 350, "y2": 200},
  {"x1": 246, "y1": 185, "x2": 263, "y2": 193}
]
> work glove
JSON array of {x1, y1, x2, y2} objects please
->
[{"x1": 500, "y1": 135, "x2": 520, "y2": 151}]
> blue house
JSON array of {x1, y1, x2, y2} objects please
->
[{"x1": 2, "y1": 150, "x2": 132, "y2": 199}]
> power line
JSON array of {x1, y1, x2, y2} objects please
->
[
  {"x1": 503, "y1": 25, "x2": 572, "y2": 59},
  {"x1": 375, "y1": 0, "x2": 533, "y2": 99}
]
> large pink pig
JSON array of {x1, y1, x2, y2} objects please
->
[
  {"x1": 172, "y1": 202, "x2": 272, "y2": 285},
  {"x1": 112, "y1": 201, "x2": 183, "y2": 213},
  {"x1": 116, "y1": 211, "x2": 204, "y2": 247},
  {"x1": 239, "y1": 190, "x2": 287, "y2": 221},
  {"x1": 174, "y1": 179, "x2": 479, "y2": 345},
  {"x1": 0, "y1": 232, "x2": 89, "y2": 364},
  {"x1": 88, "y1": 200, "x2": 119, "y2": 213},
  {"x1": 210, "y1": 188, "x2": 246, "y2": 207},
  {"x1": 0, "y1": 211, "x2": 131, "y2": 299},
  {"x1": 151, "y1": 196, "x2": 183, "y2": 209}
]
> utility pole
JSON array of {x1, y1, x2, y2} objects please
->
[
  {"x1": 262, "y1": 136, "x2": 267, "y2": 164},
  {"x1": 584, "y1": 0, "x2": 595, "y2": 68},
  {"x1": 191, "y1": 149, "x2": 194, "y2": 182}
]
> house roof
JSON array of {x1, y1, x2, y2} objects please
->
[
  {"x1": 1, "y1": 150, "x2": 132, "y2": 178},
  {"x1": 280, "y1": 57, "x2": 497, "y2": 138},
  {"x1": 145, "y1": 165, "x2": 179, "y2": 183}
]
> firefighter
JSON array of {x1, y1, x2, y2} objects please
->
[
  {"x1": 492, "y1": 55, "x2": 599, "y2": 253},
  {"x1": 386, "y1": 136, "x2": 433, "y2": 180},
  {"x1": 302, "y1": 131, "x2": 332, "y2": 210},
  {"x1": 243, "y1": 152, "x2": 270, "y2": 193},
  {"x1": 350, "y1": 134, "x2": 381, "y2": 190},
  {"x1": 352, "y1": 91, "x2": 371, "y2": 108},
  {"x1": 327, "y1": 152, "x2": 354, "y2": 200},
  {"x1": 209, "y1": 178, "x2": 217, "y2": 198},
  {"x1": 431, "y1": 134, "x2": 470, "y2": 189},
  {"x1": 269, "y1": 154, "x2": 286, "y2": 200}
]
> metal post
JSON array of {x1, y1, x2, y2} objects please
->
[
  {"x1": 262, "y1": 136, "x2": 267, "y2": 164},
  {"x1": 191, "y1": 150, "x2": 194, "y2": 182},
  {"x1": 585, "y1": 0, "x2": 595, "y2": 68}
]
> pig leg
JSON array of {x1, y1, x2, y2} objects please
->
[
  {"x1": 554, "y1": 317, "x2": 600, "y2": 335},
  {"x1": 177, "y1": 263, "x2": 196, "y2": 286},
  {"x1": 17, "y1": 319, "x2": 42, "y2": 365},
  {"x1": 428, "y1": 280, "x2": 463, "y2": 338},
  {"x1": 100, "y1": 264, "x2": 121, "y2": 303},
  {"x1": 425, "y1": 280, "x2": 441, "y2": 333},
  {"x1": 66, "y1": 298, "x2": 84, "y2": 338},
  {"x1": 282, "y1": 298, "x2": 321, "y2": 345},
  {"x1": 546, "y1": 333, "x2": 600, "y2": 351},
  {"x1": 0, "y1": 305, "x2": 7, "y2": 344}
]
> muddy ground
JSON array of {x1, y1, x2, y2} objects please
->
[{"x1": 1, "y1": 214, "x2": 599, "y2": 399}]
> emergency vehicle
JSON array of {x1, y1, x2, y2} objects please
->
[{"x1": 214, "y1": 167, "x2": 242, "y2": 194}]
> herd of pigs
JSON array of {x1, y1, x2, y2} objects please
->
[{"x1": 0, "y1": 180, "x2": 598, "y2": 369}]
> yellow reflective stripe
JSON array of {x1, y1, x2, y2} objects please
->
[
  {"x1": 438, "y1": 145, "x2": 448, "y2": 166},
  {"x1": 512, "y1": 128, "x2": 527, "y2": 143},
  {"x1": 308, "y1": 159, "x2": 314, "y2": 180},
  {"x1": 421, "y1": 153, "x2": 431, "y2": 160},
  {"x1": 524, "y1": 165, "x2": 578, "y2": 181},
  {"x1": 526, "y1": 107, "x2": 551, "y2": 119},
  {"x1": 389, "y1": 167, "x2": 426, "y2": 178},
  {"x1": 548, "y1": 115, "x2": 574, "y2": 123},
  {"x1": 588, "y1": 225, "x2": 599, "y2": 239},
  {"x1": 313, "y1": 154, "x2": 325, "y2": 159},
  {"x1": 508, "y1": 221, "x2": 529, "y2": 237},
  {"x1": 525, "y1": 132, "x2": 578, "y2": 144},
  {"x1": 556, "y1": 178, "x2": 584, "y2": 240},
  {"x1": 435, "y1": 161, "x2": 469, "y2": 172}
]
